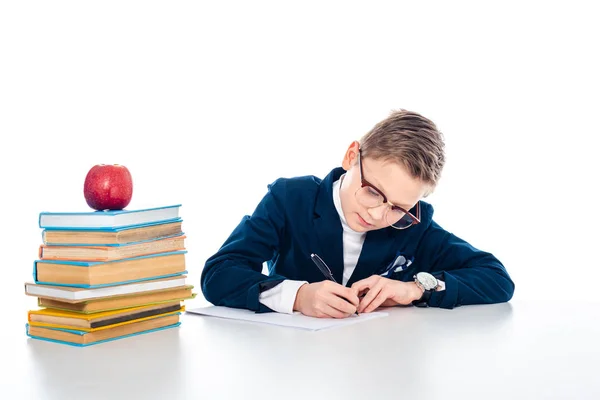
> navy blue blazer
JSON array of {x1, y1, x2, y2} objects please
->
[{"x1": 201, "y1": 167, "x2": 515, "y2": 312}]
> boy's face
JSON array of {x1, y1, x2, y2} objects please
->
[{"x1": 339, "y1": 141, "x2": 430, "y2": 233}]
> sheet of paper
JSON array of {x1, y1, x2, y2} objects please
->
[{"x1": 185, "y1": 306, "x2": 388, "y2": 331}]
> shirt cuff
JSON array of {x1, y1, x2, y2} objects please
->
[
  {"x1": 258, "y1": 280, "x2": 307, "y2": 314},
  {"x1": 437, "y1": 280, "x2": 446, "y2": 291}
]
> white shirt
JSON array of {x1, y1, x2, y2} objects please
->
[
  {"x1": 259, "y1": 177, "x2": 364, "y2": 314},
  {"x1": 333, "y1": 176, "x2": 367, "y2": 286}
]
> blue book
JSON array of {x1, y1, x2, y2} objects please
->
[
  {"x1": 39, "y1": 204, "x2": 182, "y2": 230},
  {"x1": 33, "y1": 250, "x2": 188, "y2": 288}
]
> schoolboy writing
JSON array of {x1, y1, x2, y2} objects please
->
[{"x1": 201, "y1": 110, "x2": 514, "y2": 318}]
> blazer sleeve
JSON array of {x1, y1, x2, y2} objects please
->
[
  {"x1": 414, "y1": 220, "x2": 515, "y2": 309},
  {"x1": 200, "y1": 179, "x2": 288, "y2": 312}
]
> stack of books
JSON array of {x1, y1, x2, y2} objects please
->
[{"x1": 24, "y1": 205, "x2": 195, "y2": 346}]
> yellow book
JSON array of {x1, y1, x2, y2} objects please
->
[
  {"x1": 38, "y1": 288, "x2": 196, "y2": 314},
  {"x1": 28, "y1": 303, "x2": 184, "y2": 331}
]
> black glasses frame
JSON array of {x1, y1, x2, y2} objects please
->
[{"x1": 357, "y1": 149, "x2": 421, "y2": 228}]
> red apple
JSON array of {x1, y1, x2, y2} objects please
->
[{"x1": 83, "y1": 164, "x2": 133, "y2": 210}]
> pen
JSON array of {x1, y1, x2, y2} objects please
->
[{"x1": 310, "y1": 253, "x2": 359, "y2": 315}]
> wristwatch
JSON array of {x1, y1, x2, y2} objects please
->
[{"x1": 412, "y1": 272, "x2": 440, "y2": 307}]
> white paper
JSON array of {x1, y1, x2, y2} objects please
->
[{"x1": 185, "y1": 306, "x2": 388, "y2": 331}]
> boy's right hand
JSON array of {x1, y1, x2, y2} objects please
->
[{"x1": 293, "y1": 281, "x2": 359, "y2": 318}]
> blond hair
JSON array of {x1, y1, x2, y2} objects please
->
[{"x1": 359, "y1": 109, "x2": 445, "y2": 195}]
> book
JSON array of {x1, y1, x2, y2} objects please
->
[
  {"x1": 37, "y1": 287, "x2": 195, "y2": 313},
  {"x1": 28, "y1": 303, "x2": 184, "y2": 330},
  {"x1": 42, "y1": 221, "x2": 183, "y2": 245},
  {"x1": 33, "y1": 251, "x2": 187, "y2": 288},
  {"x1": 39, "y1": 204, "x2": 181, "y2": 229},
  {"x1": 39, "y1": 235, "x2": 186, "y2": 261},
  {"x1": 26, "y1": 314, "x2": 181, "y2": 346},
  {"x1": 25, "y1": 275, "x2": 189, "y2": 301}
]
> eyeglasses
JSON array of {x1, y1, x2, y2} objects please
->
[{"x1": 355, "y1": 149, "x2": 420, "y2": 229}]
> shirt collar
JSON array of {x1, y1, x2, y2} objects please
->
[{"x1": 333, "y1": 175, "x2": 365, "y2": 236}]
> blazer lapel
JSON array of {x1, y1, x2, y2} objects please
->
[
  {"x1": 346, "y1": 228, "x2": 401, "y2": 286},
  {"x1": 310, "y1": 168, "x2": 345, "y2": 283},
  {"x1": 308, "y1": 167, "x2": 411, "y2": 287}
]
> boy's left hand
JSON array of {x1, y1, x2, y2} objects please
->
[{"x1": 351, "y1": 275, "x2": 423, "y2": 313}]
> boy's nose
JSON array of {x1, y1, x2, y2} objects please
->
[{"x1": 367, "y1": 204, "x2": 387, "y2": 221}]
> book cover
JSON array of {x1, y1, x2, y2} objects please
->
[
  {"x1": 42, "y1": 220, "x2": 183, "y2": 245},
  {"x1": 42, "y1": 232, "x2": 184, "y2": 247},
  {"x1": 39, "y1": 204, "x2": 182, "y2": 229},
  {"x1": 38, "y1": 234, "x2": 186, "y2": 261},
  {"x1": 33, "y1": 250, "x2": 188, "y2": 288},
  {"x1": 26, "y1": 317, "x2": 181, "y2": 346},
  {"x1": 37, "y1": 291, "x2": 196, "y2": 314},
  {"x1": 25, "y1": 275, "x2": 189, "y2": 301},
  {"x1": 28, "y1": 305, "x2": 184, "y2": 331}
]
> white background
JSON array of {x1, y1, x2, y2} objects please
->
[{"x1": 1, "y1": 0, "x2": 599, "y2": 340}]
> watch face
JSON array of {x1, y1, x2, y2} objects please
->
[{"x1": 416, "y1": 272, "x2": 438, "y2": 290}]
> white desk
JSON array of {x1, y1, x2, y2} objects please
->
[{"x1": 4, "y1": 300, "x2": 600, "y2": 400}]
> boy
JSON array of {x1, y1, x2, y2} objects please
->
[{"x1": 201, "y1": 110, "x2": 514, "y2": 318}]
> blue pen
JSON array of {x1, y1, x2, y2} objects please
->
[{"x1": 310, "y1": 253, "x2": 359, "y2": 315}]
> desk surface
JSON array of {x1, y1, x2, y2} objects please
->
[{"x1": 4, "y1": 300, "x2": 599, "y2": 400}]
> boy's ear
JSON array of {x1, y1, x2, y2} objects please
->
[{"x1": 342, "y1": 141, "x2": 360, "y2": 170}]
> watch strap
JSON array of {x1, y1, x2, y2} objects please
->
[{"x1": 412, "y1": 288, "x2": 432, "y2": 307}]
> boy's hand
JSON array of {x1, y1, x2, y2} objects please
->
[
  {"x1": 351, "y1": 275, "x2": 423, "y2": 313},
  {"x1": 293, "y1": 281, "x2": 359, "y2": 318}
]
